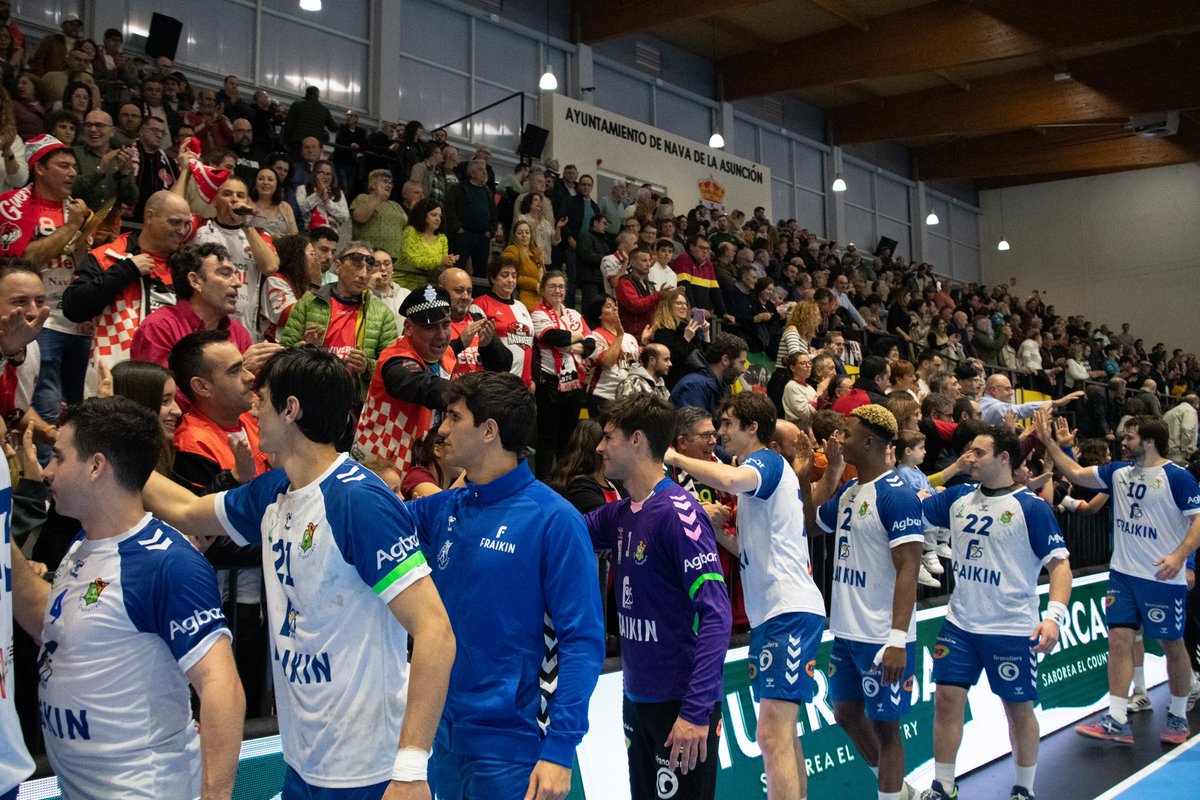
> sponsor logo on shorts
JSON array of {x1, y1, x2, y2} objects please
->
[
  {"x1": 806, "y1": 659, "x2": 817, "y2": 677},
  {"x1": 759, "y1": 649, "x2": 774, "y2": 672},
  {"x1": 656, "y1": 767, "x2": 679, "y2": 798},
  {"x1": 862, "y1": 675, "x2": 880, "y2": 697},
  {"x1": 933, "y1": 644, "x2": 950, "y2": 659},
  {"x1": 903, "y1": 675, "x2": 915, "y2": 692},
  {"x1": 1105, "y1": 595, "x2": 1116, "y2": 608},
  {"x1": 998, "y1": 662, "x2": 1020, "y2": 682},
  {"x1": 1147, "y1": 607, "x2": 1167, "y2": 624}
]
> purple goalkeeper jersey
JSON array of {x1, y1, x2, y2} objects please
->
[{"x1": 586, "y1": 478, "x2": 732, "y2": 724}]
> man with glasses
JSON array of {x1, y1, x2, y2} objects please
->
[
  {"x1": 443, "y1": 159, "x2": 498, "y2": 279},
  {"x1": 280, "y1": 241, "x2": 398, "y2": 400},
  {"x1": 63, "y1": 190, "x2": 195, "y2": 375},
  {"x1": 229, "y1": 117, "x2": 265, "y2": 186},
  {"x1": 124, "y1": 115, "x2": 177, "y2": 226},
  {"x1": 73, "y1": 109, "x2": 139, "y2": 220},
  {"x1": 673, "y1": 234, "x2": 733, "y2": 327}
]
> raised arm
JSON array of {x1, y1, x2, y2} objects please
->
[
  {"x1": 663, "y1": 449, "x2": 759, "y2": 495},
  {"x1": 142, "y1": 471, "x2": 224, "y2": 538},
  {"x1": 1032, "y1": 406, "x2": 1104, "y2": 489}
]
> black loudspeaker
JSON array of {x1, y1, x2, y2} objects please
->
[
  {"x1": 145, "y1": 13, "x2": 183, "y2": 61},
  {"x1": 517, "y1": 124, "x2": 549, "y2": 160},
  {"x1": 875, "y1": 236, "x2": 899, "y2": 257}
]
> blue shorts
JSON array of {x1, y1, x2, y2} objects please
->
[
  {"x1": 429, "y1": 744, "x2": 535, "y2": 800},
  {"x1": 282, "y1": 765, "x2": 391, "y2": 799},
  {"x1": 1, "y1": 786, "x2": 16, "y2": 800},
  {"x1": 748, "y1": 612, "x2": 825, "y2": 703},
  {"x1": 931, "y1": 620, "x2": 1038, "y2": 704},
  {"x1": 827, "y1": 636, "x2": 916, "y2": 721},
  {"x1": 1106, "y1": 569, "x2": 1187, "y2": 641}
]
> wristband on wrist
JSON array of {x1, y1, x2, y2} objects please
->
[
  {"x1": 1059, "y1": 495, "x2": 1083, "y2": 512},
  {"x1": 1042, "y1": 600, "x2": 1068, "y2": 627},
  {"x1": 391, "y1": 747, "x2": 429, "y2": 783},
  {"x1": 886, "y1": 628, "x2": 907, "y2": 649}
]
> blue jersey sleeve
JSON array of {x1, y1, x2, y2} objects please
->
[
  {"x1": 1165, "y1": 463, "x2": 1200, "y2": 517},
  {"x1": 405, "y1": 489, "x2": 459, "y2": 558},
  {"x1": 878, "y1": 476, "x2": 925, "y2": 544},
  {"x1": 817, "y1": 479, "x2": 854, "y2": 533},
  {"x1": 922, "y1": 483, "x2": 972, "y2": 529},
  {"x1": 216, "y1": 468, "x2": 290, "y2": 545},
  {"x1": 1016, "y1": 491, "x2": 1070, "y2": 563},
  {"x1": 1092, "y1": 462, "x2": 1125, "y2": 494},
  {"x1": 743, "y1": 449, "x2": 785, "y2": 500},
  {"x1": 326, "y1": 465, "x2": 429, "y2": 603},
  {"x1": 122, "y1": 524, "x2": 229, "y2": 672}
]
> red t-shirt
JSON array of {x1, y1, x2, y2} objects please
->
[{"x1": 324, "y1": 296, "x2": 359, "y2": 360}]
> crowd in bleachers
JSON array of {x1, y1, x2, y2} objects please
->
[{"x1": 6, "y1": 8, "x2": 1200, "y2": 779}]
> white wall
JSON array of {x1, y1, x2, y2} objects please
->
[{"x1": 980, "y1": 163, "x2": 1200, "y2": 352}]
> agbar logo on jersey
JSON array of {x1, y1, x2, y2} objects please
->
[
  {"x1": 375, "y1": 533, "x2": 422, "y2": 570},
  {"x1": 683, "y1": 551, "x2": 718, "y2": 572},
  {"x1": 169, "y1": 606, "x2": 225, "y2": 640}
]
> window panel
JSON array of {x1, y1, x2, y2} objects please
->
[
  {"x1": 926, "y1": 234, "x2": 951, "y2": 272},
  {"x1": 732, "y1": 118, "x2": 757, "y2": 161},
  {"x1": 797, "y1": 190, "x2": 825, "y2": 235},
  {"x1": 261, "y1": 15, "x2": 367, "y2": 109},
  {"x1": 592, "y1": 65, "x2": 651, "y2": 125},
  {"x1": 126, "y1": 0, "x2": 253, "y2": 78},
  {"x1": 771, "y1": 179, "x2": 793, "y2": 222},
  {"x1": 845, "y1": 205, "x2": 875, "y2": 250},
  {"x1": 470, "y1": 81, "x2": 526, "y2": 154},
  {"x1": 951, "y1": 205, "x2": 979, "y2": 247},
  {"x1": 876, "y1": 176, "x2": 910, "y2": 223},
  {"x1": 264, "y1": 0, "x2": 368, "y2": 40},
  {"x1": 398, "y1": 0, "x2": 469, "y2": 73},
  {"x1": 842, "y1": 162, "x2": 873, "y2": 209},
  {"x1": 475, "y1": 20, "x2": 538, "y2": 92},
  {"x1": 794, "y1": 142, "x2": 824, "y2": 190},
  {"x1": 654, "y1": 89, "x2": 709, "y2": 145},
  {"x1": 397, "y1": 57, "x2": 469, "y2": 131},
  {"x1": 952, "y1": 242, "x2": 981, "y2": 282}
]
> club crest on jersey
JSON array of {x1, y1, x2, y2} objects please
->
[
  {"x1": 857, "y1": 501, "x2": 870, "y2": 517},
  {"x1": 999, "y1": 511, "x2": 1013, "y2": 525},
  {"x1": 80, "y1": 578, "x2": 109, "y2": 610},
  {"x1": 1152, "y1": 478, "x2": 1163, "y2": 490},
  {"x1": 299, "y1": 522, "x2": 316, "y2": 556},
  {"x1": 634, "y1": 540, "x2": 647, "y2": 565}
]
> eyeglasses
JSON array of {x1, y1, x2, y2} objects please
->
[
  {"x1": 688, "y1": 431, "x2": 718, "y2": 440},
  {"x1": 544, "y1": 284, "x2": 567, "y2": 292},
  {"x1": 82, "y1": 122, "x2": 111, "y2": 130},
  {"x1": 342, "y1": 252, "x2": 376, "y2": 266}
]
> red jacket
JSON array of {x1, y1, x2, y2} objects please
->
[{"x1": 615, "y1": 275, "x2": 660, "y2": 338}]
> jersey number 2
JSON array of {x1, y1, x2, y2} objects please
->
[{"x1": 272, "y1": 539, "x2": 295, "y2": 586}]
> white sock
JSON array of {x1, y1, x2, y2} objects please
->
[
  {"x1": 1133, "y1": 667, "x2": 1146, "y2": 692},
  {"x1": 1110, "y1": 694, "x2": 1129, "y2": 724},
  {"x1": 878, "y1": 792, "x2": 901, "y2": 800},
  {"x1": 869, "y1": 765, "x2": 880, "y2": 778},
  {"x1": 1014, "y1": 764, "x2": 1036, "y2": 790},
  {"x1": 934, "y1": 761, "x2": 956, "y2": 788},
  {"x1": 1169, "y1": 694, "x2": 1188, "y2": 717}
]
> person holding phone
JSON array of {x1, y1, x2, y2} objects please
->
[{"x1": 649, "y1": 288, "x2": 709, "y2": 389}]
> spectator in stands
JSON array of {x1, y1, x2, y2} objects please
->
[
  {"x1": 584, "y1": 296, "x2": 639, "y2": 416},
  {"x1": 326, "y1": 108, "x2": 363, "y2": 195},
  {"x1": 669, "y1": 331, "x2": 748, "y2": 422},
  {"x1": 443, "y1": 158, "x2": 497, "y2": 279},
  {"x1": 137, "y1": 76, "x2": 181, "y2": 135},
  {"x1": 229, "y1": 117, "x2": 265, "y2": 186},
  {"x1": 248, "y1": 165, "x2": 297, "y2": 240},
  {"x1": 41, "y1": 46, "x2": 90, "y2": 111},
  {"x1": 473, "y1": 255, "x2": 535, "y2": 388},
  {"x1": 599, "y1": 229, "x2": 637, "y2": 300},
  {"x1": 177, "y1": 165, "x2": 281, "y2": 335},
  {"x1": 12, "y1": 73, "x2": 46, "y2": 139},
  {"x1": 437, "y1": 266, "x2": 511, "y2": 380},
  {"x1": 280, "y1": 85, "x2": 337, "y2": 152},
  {"x1": 351, "y1": 284, "x2": 453, "y2": 468},
  {"x1": 29, "y1": 14, "x2": 81, "y2": 75},
  {"x1": 59, "y1": 79, "x2": 93, "y2": 120},
  {"x1": 978, "y1": 373, "x2": 1081, "y2": 427},
  {"x1": 546, "y1": 420, "x2": 620, "y2": 514},
  {"x1": 616, "y1": 342, "x2": 670, "y2": 400},
  {"x1": 501, "y1": 219, "x2": 543, "y2": 311},
  {"x1": 598, "y1": 180, "x2": 626, "y2": 236},
  {"x1": 288, "y1": 136, "x2": 324, "y2": 210},
  {"x1": 124, "y1": 115, "x2": 176, "y2": 226},
  {"x1": 130, "y1": 244, "x2": 276, "y2": 370},
  {"x1": 62, "y1": 190, "x2": 192, "y2": 370},
  {"x1": 257, "y1": 234, "x2": 319, "y2": 343},
  {"x1": 409, "y1": 141, "x2": 445, "y2": 203},
  {"x1": 1135, "y1": 378, "x2": 1163, "y2": 418},
  {"x1": 1164, "y1": 394, "x2": 1199, "y2": 463},
  {"x1": 711, "y1": 241, "x2": 738, "y2": 289},
  {"x1": 830, "y1": 273, "x2": 870, "y2": 330},
  {"x1": 249, "y1": 90, "x2": 279, "y2": 152},
  {"x1": 366, "y1": 248, "x2": 407, "y2": 331},
  {"x1": 397, "y1": 431, "x2": 456, "y2": 500},
  {"x1": 651, "y1": 288, "x2": 707, "y2": 389},
  {"x1": 648, "y1": 237, "x2": 677, "y2": 289},
  {"x1": 832, "y1": 356, "x2": 891, "y2": 415},
  {"x1": 889, "y1": 359, "x2": 919, "y2": 402},
  {"x1": 111, "y1": 103, "x2": 141, "y2": 148},
  {"x1": 396, "y1": 120, "x2": 425, "y2": 186},
  {"x1": 351, "y1": 168, "x2": 405, "y2": 260},
  {"x1": 185, "y1": 89, "x2": 233, "y2": 153},
  {"x1": 396, "y1": 198, "x2": 456, "y2": 291},
  {"x1": 295, "y1": 159, "x2": 348, "y2": 232},
  {"x1": 564, "y1": 173, "x2": 599, "y2": 248},
  {"x1": 280, "y1": 241, "x2": 398, "y2": 399},
  {"x1": 517, "y1": 191, "x2": 561, "y2": 276},
  {"x1": 614, "y1": 245, "x2": 660, "y2": 338},
  {"x1": 72, "y1": 109, "x2": 138, "y2": 215},
  {"x1": 531, "y1": 270, "x2": 593, "y2": 478}
]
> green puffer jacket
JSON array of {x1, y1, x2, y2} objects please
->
[{"x1": 279, "y1": 285, "x2": 399, "y2": 397}]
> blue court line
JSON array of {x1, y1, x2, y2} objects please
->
[{"x1": 1092, "y1": 732, "x2": 1200, "y2": 799}]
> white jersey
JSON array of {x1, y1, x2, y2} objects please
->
[
  {"x1": 1, "y1": 472, "x2": 35, "y2": 793},
  {"x1": 736, "y1": 449, "x2": 826, "y2": 628},
  {"x1": 190, "y1": 218, "x2": 272, "y2": 340},
  {"x1": 217, "y1": 454, "x2": 431, "y2": 788},
  {"x1": 818, "y1": 471, "x2": 924, "y2": 644},
  {"x1": 38, "y1": 514, "x2": 229, "y2": 799},
  {"x1": 1093, "y1": 461, "x2": 1200, "y2": 585},
  {"x1": 923, "y1": 484, "x2": 1069, "y2": 636},
  {"x1": 586, "y1": 330, "x2": 640, "y2": 401}
]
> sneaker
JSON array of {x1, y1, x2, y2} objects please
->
[
  {"x1": 900, "y1": 782, "x2": 919, "y2": 800},
  {"x1": 1128, "y1": 688, "x2": 1152, "y2": 713},
  {"x1": 1010, "y1": 785, "x2": 1035, "y2": 800},
  {"x1": 1161, "y1": 712, "x2": 1191, "y2": 745},
  {"x1": 922, "y1": 550, "x2": 945, "y2": 575},
  {"x1": 1075, "y1": 713, "x2": 1134, "y2": 744},
  {"x1": 918, "y1": 564, "x2": 942, "y2": 587},
  {"x1": 936, "y1": 542, "x2": 953, "y2": 559},
  {"x1": 920, "y1": 780, "x2": 958, "y2": 799},
  {"x1": 1188, "y1": 671, "x2": 1200, "y2": 712}
]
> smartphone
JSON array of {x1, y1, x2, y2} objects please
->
[{"x1": 692, "y1": 308, "x2": 706, "y2": 326}]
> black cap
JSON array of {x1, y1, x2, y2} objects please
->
[{"x1": 399, "y1": 285, "x2": 451, "y2": 326}]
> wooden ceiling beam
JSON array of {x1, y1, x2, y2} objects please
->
[
  {"x1": 829, "y1": 36, "x2": 1200, "y2": 144},
  {"x1": 722, "y1": 0, "x2": 1200, "y2": 100},
  {"x1": 916, "y1": 121, "x2": 1200, "y2": 181},
  {"x1": 805, "y1": 0, "x2": 869, "y2": 32},
  {"x1": 933, "y1": 69, "x2": 970, "y2": 91},
  {"x1": 577, "y1": 0, "x2": 773, "y2": 44}
]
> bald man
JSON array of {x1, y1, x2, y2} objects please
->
[
  {"x1": 979, "y1": 372, "x2": 1082, "y2": 427},
  {"x1": 73, "y1": 109, "x2": 140, "y2": 216},
  {"x1": 437, "y1": 266, "x2": 512, "y2": 379},
  {"x1": 63, "y1": 191, "x2": 196, "y2": 371}
]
